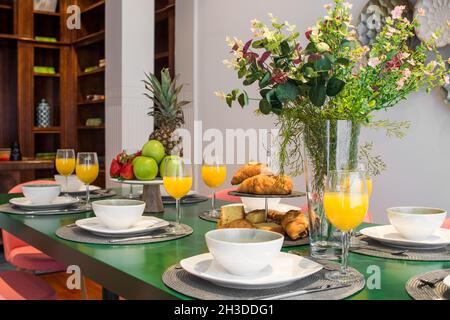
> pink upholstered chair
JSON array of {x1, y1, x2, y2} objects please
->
[
  {"x1": 4, "y1": 180, "x2": 66, "y2": 272},
  {"x1": 213, "y1": 187, "x2": 241, "y2": 203},
  {"x1": 0, "y1": 270, "x2": 56, "y2": 300}
]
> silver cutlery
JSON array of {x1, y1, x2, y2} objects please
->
[
  {"x1": 288, "y1": 250, "x2": 338, "y2": 272},
  {"x1": 16, "y1": 207, "x2": 85, "y2": 215},
  {"x1": 363, "y1": 247, "x2": 409, "y2": 256},
  {"x1": 258, "y1": 283, "x2": 351, "y2": 300},
  {"x1": 108, "y1": 232, "x2": 187, "y2": 243}
]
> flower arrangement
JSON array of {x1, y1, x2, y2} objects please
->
[{"x1": 217, "y1": 0, "x2": 449, "y2": 176}]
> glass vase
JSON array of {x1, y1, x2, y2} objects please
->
[{"x1": 303, "y1": 120, "x2": 361, "y2": 259}]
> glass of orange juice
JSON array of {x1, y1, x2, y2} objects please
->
[
  {"x1": 201, "y1": 157, "x2": 226, "y2": 218},
  {"x1": 163, "y1": 157, "x2": 192, "y2": 232},
  {"x1": 324, "y1": 170, "x2": 368, "y2": 284},
  {"x1": 76, "y1": 152, "x2": 99, "y2": 207},
  {"x1": 56, "y1": 149, "x2": 75, "y2": 196}
]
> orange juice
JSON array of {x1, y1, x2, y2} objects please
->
[
  {"x1": 163, "y1": 176, "x2": 193, "y2": 199},
  {"x1": 201, "y1": 165, "x2": 226, "y2": 188},
  {"x1": 366, "y1": 178, "x2": 372, "y2": 198},
  {"x1": 76, "y1": 164, "x2": 99, "y2": 184},
  {"x1": 56, "y1": 158, "x2": 76, "y2": 176},
  {"x1": 324, "y1": 192, "x2": 369, "y2": 232}
]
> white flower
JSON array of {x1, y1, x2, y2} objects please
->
[
  {"x1": 391, "y1": 5, "x2": 406, "y2": 19},
  {"x1": 324, "y1": 3, "x2": 332, "y2": 10},
  {"x1": 368, "y1": 57, "x2": 381, "y2": 68},
  {"x1": 407, "y1": 59, "x2": 416, "y2": 66},
  {"x1": 214, "y1": 91, "x2": 227, "y2": 101},
  {"x1": 396, "y1": 78, "x2": 406, "y2": 89},
  {"x1": 444, "y1": 75, "x2": 450, "y2": 84},
  {"x1": 343, "y1": 2, "x2": 353, "y2": 10},
  {"x1": 417, "y1": 8, "x2": 425, "y2": 16}
]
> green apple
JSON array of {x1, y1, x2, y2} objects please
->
[
  {"x1": 133, "y1": 156, "x2": 158, "y2": 180},
  {"x1": 141, "y1": 140, "x2": 166, "y2": 164},
  {"x1": 159, "y1": 155, "x2": 182, "y2": 177}
]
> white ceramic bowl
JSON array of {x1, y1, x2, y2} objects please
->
[
  {"x1": 205, "y1": 229, "x2": 284, "y2": 276},
  {"x1": 387, "y1": 207, "x2": 447, "y2": 241},
  {"x1": 92, "y1": 199, "x2": 145, "y2": 230},
  {"x1": 54, "y1": 175, "x2": 84, "y2": 192},
  {"x1": 241, "y1": 197, "x2": 281, "y2": 212},
  {"x1": 22, "y1": 184, "x2": 61, "y2": 205}
]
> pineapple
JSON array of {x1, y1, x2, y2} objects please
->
[{"x1": 143, "y1": 68, "x2": 190, "y2": 155}]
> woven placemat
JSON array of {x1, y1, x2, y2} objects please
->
[
  {"x1": 405, "y1": 269, "x2": 450, "y2": 300},
  {"x1": 69, "y1": 189, "x2": 117, "y2": 200},
  {"x1": 56, "y1": 223, "x2": 193, "y2": 245},
  {"x1": 0, "y1": 203, "x2": 90, "y2": 216},
  {"x1": 163, "y1": 262, "x2": 365, "y2": 300},
  {"x1": 350, "y1": 236, "x2": 450, "y2": 261}
]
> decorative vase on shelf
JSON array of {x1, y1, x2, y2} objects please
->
[
  {"x1": 36, "y1": 99, "x2": 52, "y2": 128},
  {"x1": 10, "y1": 141, "x2": 22, "y2": 161},
  {"x1": 303, "y1": 120, "x2": 361, "y2": 259}
]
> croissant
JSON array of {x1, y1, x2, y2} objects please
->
[
  {"x1": 281, "y1": 210, "x2": 308, "y2": 240},
  {"x1": 237, "y1": 174, "x2": 293, "y2": 195},
  {"x1": 231, "y1": 162, "x2": 270, "y2": 185}
]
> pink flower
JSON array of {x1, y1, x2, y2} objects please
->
[
  {"x1": 396, "y1": 78, "x2": 406, "y2": 89},
  {"x1": 417, "y1": 8, "x2": 425, "y2": 16},
  {"x1": 343, "y1": 2, "x2": 353, "y2": 9},
  {"x1": 402, "y1": 68, "x2": 411, "y2": 78},
  {"x1": 305, "y1": 27, "x2": 313, "y2": 40},
  {"x1": 368, "y1": 57, "x2": 381, "y2": 68},
  {"x1": 391, "y1": 5, "x2": 406, "y2": 19}
]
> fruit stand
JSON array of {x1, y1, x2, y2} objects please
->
[{"x1": 111, "y1": 178, "x2": 164, "y2": 213}]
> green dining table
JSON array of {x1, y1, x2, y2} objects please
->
[{"x1": 0, "y1": 192, "x2": 448, "y2": 300}]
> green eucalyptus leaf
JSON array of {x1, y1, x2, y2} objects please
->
[
  {"x1": 280, "y1": 41, "x2": 291, "y2": 56},
  {"x1": 326, "y1": 77, "x2": 345, "y2": 96},
  {"x1": 238, "y1": 91, "x2": 249, "y2": 107},
  {"x1": 259, "y1": 72, "x2": 271, "y2": 88},
  {"x1": 243, "y1": 74, "x2": 258, "y2": 86},
  {"x1": 238, "y1": 66, "x2": 247, "y2": 79},
  {"x1": 252, "y1": 39, "x2": 266, "y2": 49},
  {"x1": 304, "y1": 42, "x2": 317, "y2": 55},
  {"x1": 266, "y1": 88, "x2": 278, "y2": 105},
  {"x1": 226, "y1": 95, "x2": 233, "y2": 108},
  {"x1": 231, "y1": 89, "x2": 240, "y2": 100},
  {"x1": 314, "y1": 56, "x2": 332, "y2": 71},
  {"x1": 275, "y1": 81, "x2": 300, "y2": 102},
  {"x1": 259, "y1": 100, "x2": 272, "y2": 114},
  {"x1": 260, "y1": 88, "x2": 271, "y2": 98},
  {"x1": 309, "y1": 84, "x2": 326, "y2": 106}
]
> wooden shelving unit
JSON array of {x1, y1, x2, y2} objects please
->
[
  {"x1": 155, "y1": 0, "x2": 175, "y2": 78},
  {"x1": 74, "y1": 0, "x2": 106, "y2": 187},
  {"x1": 0, "y1": 0, "x2": 106, "y2": 189}
]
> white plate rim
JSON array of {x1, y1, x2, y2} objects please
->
[
  {"x1": 180, "y1": 252, "x2": 322, "y2": 289},
  {"x1": 360, "y1": 225, "x2": 450, "y2": 248},
  {"x1": 75, "y1": 216, "x2": 169, "y2": 235},
  {"x1": 443, "y1": 275, "x2": 450, "y2": 288},
  {"x1": 9, "y1": 197, "x2": 80, "y2": 209}
]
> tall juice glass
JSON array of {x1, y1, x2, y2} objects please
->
[
  {"x1": 55, "y1": 149, "x2": 75, "y2": 195},
  {"x1": 76, "y1": 152, "x2": 99, "y2": 208},
  {"x1": 162, "y1": 157, "x2": 192, "y2": 232},
  {"x1": 201, "y1": 157, "x2": 226, "y2": 218},
  {"x1": 324, "y1": 170, "x2": 368, "y2": 284}
]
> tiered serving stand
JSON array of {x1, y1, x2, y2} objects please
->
[{"x1": 111, "y1": 178, "x2": 164, "y2": 213}]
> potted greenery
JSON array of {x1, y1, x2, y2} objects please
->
[{"x1": 218, "y1": 0, "x2": 449, "y2": 258}]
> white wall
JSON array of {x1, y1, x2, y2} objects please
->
[
  {"x1": 177, "y1": 0, "x2": 450, "y2": 223},
  {"x1": 105, "y1": 0, "x2": 155, "y2": 188}
]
